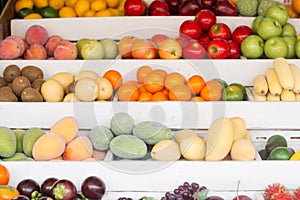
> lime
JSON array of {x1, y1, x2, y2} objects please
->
[
  {"x1": 230, "y1": 82, "x2": 246, "y2": 99},
  {"x1": 213, "y1": 78, "x2": 228, "y2": 90},
  {"x1": 265, "y1": 134, "x2": 287, "y2": 154},
  {"x1": 34, "y1": 7, "x2": 42, "y2": 14},
  {"x1": 40, "y1": 6, "x2": 59, "y2": 18},
  {"x1": 221, "y1": 85, "x2": 244, "y2": 101},
  {"x1": 269, "y1": 147, "x2": 292, "y2": 160},
  {"x1": 17, "y1": 7, "x2": 34, "y2": 18}
]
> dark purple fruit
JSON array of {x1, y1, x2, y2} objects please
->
[
  {"x1": 17, "y1": 179, "x2": 41, "y2": 198},
  {"x1": 165, "y1": 0, "x2": 182, "y2": 15},
  {"x1": 206, "y1": 196, "x2": 225, "y2": 200},
  {"x1": 81, "y1": 176, "x2": 106, "y2": 199},
  {"x1": 38, "y1": 196, "x2": 54, "y2": 200},
  {"x1": 51, "y1": 179, "x2": 77, "y2": 200},
  {"x1": 41, "y1": 177, "x2": 58, "y2": 197},
  {"x1": 178, "y1": 0, "x2": 201, "y2": 16},
  {"x1": 13, "y1": 195, "x2": 30, "y2": 200}
]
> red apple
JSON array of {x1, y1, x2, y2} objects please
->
[
  {"x1": 124, "y1": 0, "x2": 146, "y2": 16},
  {"x1": 201, "y1": 0, "x2": 217, "y2": 10},
  {"x1": 131, "y1": 39, "x2": 156, "y2": 59},
  {"x1": 179, "y1": 20, "x2": 202, "y2": 40},
  {"x1": 213, "y1": 0, "x2": 238, "y2": 16},
  {"x1": 158, "y1": 39, "x2": 182, "y2": 59},
  {"x1": 232, "y1": 25, "x2": 253, "y2": 44},
  {"x1": 198, "y1": 33, "x2": 211, "y2": 50},
  {"x1": 118, "y1": 36, "x2": 138, "y2": 59},
  {"x1": 208, "y1": 23, "x2": 231, "y2": 40},
  {"x1": 150, "y1": 34, "x2": 170, "y2": 47},
  {"x1": 207, "y1": 38, "x2": 230, "y2": 59},
  {"x1": 175, "y1": 36, "x2": 189, "y2": 47},
  {"x1": 232, "y1": 195, "x2": 252, "y2": 200},
  {"x1": 151, "y1": 9, "x2": 170, "y2": 16},
  {"x1": 183, "y1": 40, "x2": 206, "y2": 59},
  {"x1": 178, "y1": 0, "x2": 201, "y2": 16},
  {"x1": 165, "y1": 0, "x2": 182, "y2": 15},
  {"x1": 148, "y1": 0, "x2": 170, "y2": 15},
  {"x1": 195, "y1": 9, "x2": 216, "y2": 32},
  {"x1": 227, "y1": 40, "x2": 241, "y2": 59}
]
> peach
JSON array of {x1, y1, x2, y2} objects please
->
[
  {"x1": 5, "y1": 36, "x2": 27, "y2": 56},
  {"x1": 32, "y1": 132, "x2": 66, "y2": 161},
  {"x1": 25, "y1": 25, "x2": 49, "y2": 46},
  {"x1": 24, "y1": 44, "x2": 47, "y2": 60},
  {"x1": 92, "y1": 150, "x2": 107, "y2": 160},
  {"x1": 54, "y1": 41, "x2": 78, "y2": 60},
  {"x1": 45, "y1": 35, "x2": 64, "y2": 57},
  {"x1": 63, "y1": 136, "x2": 93, "y2": 161},
  {"x1": 0, "y1": 39, "x2": 21, "y2": 59},
  {"x1": 50, "y1": 116, "x2": 78, "y2": 144}
]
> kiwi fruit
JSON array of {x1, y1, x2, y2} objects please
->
[
  {"x1": 3, "y1": 64, "x2": 21, "y2": 83},
  {"x1": 0, "y1": 77, "x2": 7, "y2": 88},
  {"x1": 21, "y1": 65, "x2": 44, "y2": 83},
  {"x1": 21, "y1": 88, "x2": 43, "y2": 102},
  {"x1": 65, "y1": 81, "x2": 76, "y2": 94},
  {"x1": 0, "y1": 87, "x2": 18, "y2": 102},
  {"x1": 12, "y1": 76, "x2": 31, "y2": 97},
  {"x1": 31, "y1": 78, "x2": 45, "y2": 92}
]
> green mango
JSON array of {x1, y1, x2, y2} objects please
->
[
  {"x1": 13, "y1": 129, "x2": 26, "y2": 153},
  {"x1": 23, "y1": 127, "x2": 44, "y2": 157},
  {"x1": 0, "y1": 126, "x2": 16, "y2": 157}
]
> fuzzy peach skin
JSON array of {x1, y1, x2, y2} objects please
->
[
  {"x1": 54, "y1": 41, "x2": 78, "y2": 60},
  {"x1": 25, "y1": 25, "x2": 49, "y2": 46},
  {"x1": 0, "y1": 39, "x2": 21, "y2": 59},
  {"x1": 45, "y1": 35, "x2": 64, "y2": 57},
  {"x1": 5, "y1": 36, "x2": 27, "y2": 56},
  {"x1": 24, "y1": 44, "x2": 47, "y2": 60}
]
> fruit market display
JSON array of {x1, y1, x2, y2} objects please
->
[
  {"x1": 263, "y1": 183, "x2": 300, "y2": 200},
  {"x1": 252, "y1": 57, "x2": 300, "y2": 101}
]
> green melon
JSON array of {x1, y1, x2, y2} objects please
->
[
  {"x1": 88, "y1": 126, "x2": 114, "y2": 151},
  {"x1": 237, "y1": 0, "x2": 258, "y2": 16},
  {"x1": 110, "y1": 112, "x2": 134, "y2": 136}
]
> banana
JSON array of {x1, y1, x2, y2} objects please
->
[
  {"x1": 252, "y1": 90, "x2": 266, "y2": 101},
  {"x1": 265, "y1": 68, "x2": 282, "y2": 96},
  {"x1": 280, "y1": 89, "x2": 296, "y2": 101},
  {"x1": 266, "y1": 92, "x2": 280, "y2": 101},
  {"x1": 253, "y1": 75, "x2": 268, "y2": 95},
  {"x1": 273, "y1": 57, "x2": 294, "y2": 90},
  {"x1": 289, "y1": 64, "x2": 300, "y2": 94}
]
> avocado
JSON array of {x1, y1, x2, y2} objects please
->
[{"x1": 265, "y1": 134, "x2": 288, "y2": 154}]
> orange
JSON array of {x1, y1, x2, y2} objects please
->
[
  {"x1": 138, "y1": 84, "x2": 147, "y2": 93},
  {"x1": 187, "y1": 75, "x2": 206, "y2": 96},
  {"x1": 162, "y1": 88, "x2": 169, "y2": 96},
  {"x1": 292, "y1": 0, "x2": 300, "y2": 15},
  {"x1": 200, "y1": 80, "x2": 222, "y2": 101},
  {"x1": 0, "y1": 185, "x2": 19, "y2": 200},
  {"x1": 83, "y1": 9, "x2": 96, "y2": 16},
  {"x1": 103, "y1": 70, "x2": 122, "y2": 90},
  {"x1": 136, "y1": 65, "x2": 152, "y2": 83},
  {"x1": 24, "y1": 13, "x2": 42, "y2": 19},
  {"x1": 117, "y1": 83, "x2": 139, "y2": 101},
  {"x1": 105, "y1": 0, "x2": 119, "y2": 8},
  {"x1": 152, "y1": 91, "x2": 169, "y2": 101},
  {"x1": 94, "y1": 9, "x2": 113, "y2": 16},
  {"x1": 152, "y1": 69, "x2": 167, "y2": 79},
  {"x1": 286, "y1": 5, "x2": 298, "y2": 18},
  {"x1": 74, "y1": 0, "x2": 90, "y2": 17},
  {"x1": 169, "y1": 85, "x2": 192, "y2": 101},
  {"x1": 144, "y1": 71, "x2": 165, "y2": 93},
  {"x1": 164, "y1": 72, "x2": 186, "y2": 91},
  {"x1": 0, "y1": 164, "x2": 9, "y2": 185},
  {"x1": 191, "y1": 96, "x2": 205, "y2": 102},
  {"x1": 91, "y1": 0, "x2": 107, "y2": 11},
  {"x1": 65, "y1": 0, "x2": 78, "y2": 7},
  {"x1": 138, "y1": 91, "x2": 152, "y2": 102},
  {"x1": 59, "y1": 7, "x2": 77, "y2": 17}
]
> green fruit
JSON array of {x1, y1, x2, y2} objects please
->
[
  {"x1": 2, "y1": 152, "x2": 28, "y2": 161},
  {"x1": 76, "y1": 38, "x2": 91, "y2": 58},
  {"x1": 237, "y1": 0, "x2": 258, "y2": 16},
  {"x1": 212, "y1": 78, "x2": 228, "y2": 90},
  {"x1": 258, "y1": 149, "x2": 269, "y2": 160},
  {"x1": 257, "y1": 0, "x2": 278, "y2": 16},
  {"x1": 221, "y1": 86, "x2": 244, "y2": 101},
  {"x1": 13, "y1": 129, "x2": 25, "y2": 153},
  {"x1": 110, "y1": 112, "x2": 134, "y2": 136},
  {"x1": 0, "y1": 127, "x2": 16, "y2": 158},
  {"x1": 133, "y1": 121, "x2": 172, "y2": 145},
  {"x1": 40, "y1": 6, "x2": 59, "y2": 18},
  {"x1": 88, "y1": 126, "x2": 114, "y2": 151},
  {"x1": 17, "y1": 8, "x2": 34, "y2": 18},
  {"x1": 287, "y1": 147, "x2": 295, "y2": 156},
  {"x1": 269, "y1": 146, "x2": 292, "y2": 160},
  {"x1": 265, "y1": 134, "x2": 287, "y2": 154},
  {"x1": 229, "y1": 83, "x2": 246, "y2": 99},
  {"x1": 109, "y1": 135, "x2": 147, "y2": 159},
  {"x1": 23, "y1": 127, "x2": 44, "y2": 157}
]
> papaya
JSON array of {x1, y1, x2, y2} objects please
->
[
  {"x1": 175, "y1": 129, "x2": 198, "y2": 144},
  {"x1": 133, "y1": 121, "x2": 172, "y2": 145},
  {"x1": 0, "y1": 126, "x2": 16, "y2": 158},
  {"x1": 88, "y1": 126, "x2": 114, "y2": 151},
  {"x1": 230, "y1": 139, "x2": 256, "y2": 161},
  {"x1": 110, "y1": 112, "x2": 134, "y2": 135},
  {"x1": 23, "y1": 127, "x2": 45, "y2": 157},
  {"x1": 109, "y1": 135, "x2": 147, "y2": 159}
]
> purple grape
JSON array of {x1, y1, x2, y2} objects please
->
[{"x1": 183, "y1": 182, "x2": 189, "y2": 188}]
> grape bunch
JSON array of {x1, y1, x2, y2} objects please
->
[{"x1": 161, "y1": 182, "x2": 207, "y2": 200}]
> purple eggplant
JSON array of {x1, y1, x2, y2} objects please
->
[
  {"x1": 81, "y1": 176, "x2": 106, "y2": 199},
  {"x1": 41, "y1": 177, "x2": 58, "y2": 197},
  {"x1": 51, "y1": 179, "x2": 77, "y2": 200}
]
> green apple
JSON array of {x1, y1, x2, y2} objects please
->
[
  {"x1": 241, "y1": 35, "x2": 264, "y2": 59},
  {"x1": 282, "y1": 36, "x2": 296, "y2": 59},
  {"x1": 264, "y1": 36, "x2": 288, "y2": 59},
  {"x1": 257, "y1": 17, "x2": 282, "y2": 40},
  {"x1": 76, "y1": 38, "x2": 91, "y2": 58},
  {"x1": 81, "y1": 40, "x2": 105, "y2": 60},
  {"x1": 100, "y1": 38, "x2": 119, "y2": 59},
  {"x1": 281, "y1": 23, "x2": 297, "y2": 37},
  {"x1": 294, "y1": 39, "x2": 300, "y2": 58},
  {"x1": 265, "y1": 4, "x2": 289, "y2": 26},
  {"x1": 252, "y1": 16, "x2": 264, "y2": 34}
]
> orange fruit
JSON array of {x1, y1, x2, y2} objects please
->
[
  {"x1": 292, "y1": 0, "x2": 300, "y2": 15},
  {"x1": 286, "y1": 5, "x2": 298, "y2": 18},
  {"x1": 162, "y1": 88, "x2": 169, "y2": 96},
  {"x1": 152, "y1": 91, "x2": 169, "y2": 101},
  {"x1": 152, "y1": 69, "x2": 167, "y2": 79},
  {"x1": 117, "y1": 83, "x2": 139, "y2": 101},
  {"x1": 59, "y1": 6, "x2": 77, "y2": 17},
  {"x1": 169, "y1": 85, "x2": 192, "y2": 101},
  {"x1": 0, "y1": 164, "x2": 10, "y2": 185},
  {"x1": 144, "y1": 71, "x2": 165, "y2": 93},
  {"x1": 200, "y1": 80, "x2": 222, "y2": 101},
  {"x1": 164, "y1": 72, "x2": 186, "y2": 91},
  {"x1": 138, "y1": 91, "x2": 152, "y2": 102},
  {"x1": 191, "y1": 96, "x2": 205, "y2": 102},
  {"x1": 138, "y1": 84, "x2": 147, "y2": 93},
  {"x1": 187, "y1": 75, "x2": 206, "y2": 96},
  {"x1": 103, "y1": 70, "x2": 122, "y2": 90},
  {"x1": 136, "y1": 65, "x2": 152, "y2": 83}
]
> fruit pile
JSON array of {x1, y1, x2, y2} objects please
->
[
  {"x1": 252, "y1": 57, "x2": 300, "y2": 101},
  {"x1": 264, "y1": 183, "x2": 300, "y2": 200},
  {"x1": 15, "y1": 0, "x2": 125, "y2": 18}
]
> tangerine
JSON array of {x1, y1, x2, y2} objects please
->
[
  {"x1": 103, "y1": 70, "x2": 122, "y2": 90},
  {"x1": 136, "y1": 65, "x2": 152, "y2": 83},
  {"x1": 152, "y1": 91, "x2": 169, "y2": 101},
  {"x1": 292, "y1": 0, "x2": 300, "y2": 15},
  {"x1": 0, "y1": 164, "x2": 9, "y2": 185},
  {"x1": 187, "y1": 75, "x2": 206, "y2": 96},
  {"x1": 200, "y1": 80, "x2": 222, "y2": 101},
  {"x1": 117, "y1": 83, "x2": 139, "y2": 101},
  {"x1": 144, "y1": 71, "x2": 165, "y2": 93},
  {"x1": 138, "y1": 91, "x2": 152, "y2": 102}
]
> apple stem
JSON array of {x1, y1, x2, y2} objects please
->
[
  {"x1": 209, "y1": 46, "x2": 217, "y2": 54},
  {"x1": 236, "y1": 180, "x2": 240, "y2": 200}
]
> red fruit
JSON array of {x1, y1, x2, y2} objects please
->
[
  {"x1": 151, "y1": 9, "x2": 170, "y2": 15},
  {"x1": 200, "y1": 0, "x2": 217, "y2": 10},
  {"x1": 195, "y1": 9, "x2": 216, "y2": 33},
  {"x1": 124, "y1": 0, "x2": 146, "y2": 16},
  {"x1": 208, "y1": 22, "x2": 231, "y2": 40},
  {"x1": 148, "y1": 0, "x2": 170, "y2": 15},
  {"x1": 227, "y1": 40, "x2": 240, "y2": 59},
  {"x1": 198, "y1": 33, "x2": 210, "y2": 50},
  {"x1": 232, "y1": 195, "x2": 252, "y2": 200},
  {"x1": 293, "y1": 188, "x2": 300, "y2": 200},
  {"x1": 213, "y1": 0, "x2": 238, "y2": 16},
  {"x1": 165, "y1": 0, "x2": 182, "y2": 15},
  {"x1": 178, "y1": 0, "x2": 201, "y2": 16},
  {"x1": 232, "y1": 25, "x2": 253, "y2": 44},
  {"x1": 264, "y1": 183, "x2": 290, "y2": 200},
  {"x1": 207, "y1": 38, "x2": 230, "y2": 59},
  {"x1": 179, "y1": 20, "x2": 202, "y2": 40},
  {"x1": 183, "y1": 40, "x2": 206, "y2": 59}
]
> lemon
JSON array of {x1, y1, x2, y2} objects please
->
[
  {"x1": 290, "y1": 150, "x2": 300, "y2": 160},
  {"x1": 14, "y1": 0, "x2": 34, "y2": 13},
  {"x1": 74, "y1": 0, "x2": 90, "y2": 17},
  {"x1": 83, "y1": 9, "x2": 96, "y2": 17},
  {"x1": 94, "y1": 9, "x2": 112, "y2": 16},
  {"x1": 117, "y1": 0, "x2": 125, "y2": 14},
  {"x1": 34, "y1": 0, "x2": 48, "y2": 8},
  {"x1": 91, "y1": 0, "x2": 107, "y2": 12},
  {"x1": 108, "y1": 8, "x2": 121, "y2": 16},
  {"x1": 48, "y1": 0, "x2": 64, "y2": 10},
  {"x1": 65, "y1": 0, "x2": 78, "y2": 7},
  {"x1": 105, "y1": 0, "x2": 119, "y2": 8},
  {"x1": 59, "y1": 6, "x2": 77, "y2": 17},
  {"x1": 24, "y1": 13, "x2": 42, "y2": 19}
]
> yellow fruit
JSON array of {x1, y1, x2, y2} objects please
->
[
  {"x1": 94, "y1": 9, "x2": 113, "y2": 16},
  {"x1": 243, "y1": 130, "x2": 252, "y2": 142},
  {"x1": 230, "y1": 139, "x2": 256, "y2": 161},
  {"x1": 96, "y1": 77, "x2": 113, "y2": 100},
  {"x1": 265, "y1": 68, "x2": 282, "y2": 96},
  {"x1": 151, "y1": 140, "x2": 181, "y2": 161},
  {"x1": 91, "y1": 0, "x2": 107, "y2": 11},
  {"x1": 280, "y1": 89, "x2": 296, "y2": 101},
  {"x1": 253, "y1": 75, "x2": 268, "y2": 96},
  {"x1": 51, "y1": 72, "x2": 74, "y2": 90},
  {"x1": 24, "y1": 13, "x2": 42, "y2": 19},
  {"x1": 34, "y1": 0, "x2": 48, "y2": 8},
  {"x1": 117, "y1": 0, "x2": 125, "y2": 12},
  {"x1": 175, "y1": 129, "x2": 197, "y2": 144},
  {"x1": 15, "y1": 0, "x2": 34, "y2": 13},
  {"x1": 83, "y1": 9, "x2": 96, "y2": 16},
  {"x1": 180, "y1": 136, "x2": 205, "y2": 161},
  {"x1": 41, "y1": 79, "x2": 65, "y2": 102},
  {"x1": 273, "y1": 57, "x2": 294, "y2": 91},
  {"x1": 252, "y1": 90, "x2": 266, "y2": 101},
  {"x1": 289, "y1": 64, "x2": 300, "y2": 94},
  {"x1": 108, "y1": 8, "x2": 121, "y2": 15},
  {"x1": 230, "y1": 116, "x2": 247, "y2": 142},
  {"x1": 59, "y1": 6, "x2": 77, "y2": 17},
  {"x1": 105, "y1": 0, "x2": 119, "y2": 8},
  {"x1": 266, "y1": 92, "x2": 280, "y2": 101},
  {"x1": 63, "y1": 93, "x2": 80, "y2": 102},
  {"x1": 74, "y1": 0, "x2": 90, "y2": 17},
  {"x1": 48, "y1": 0, "x2": 64, "y2": 10},
  {"x1": 290, "y1": 150, "x2": 300, "y2": 160},
  {"x1": 65, "y1": 0, "x2": 78, "y2": 8}
]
